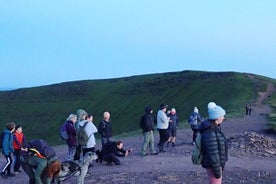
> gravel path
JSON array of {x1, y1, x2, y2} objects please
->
[{"x1": 1, "y1": 82, "x2": 276, "y2": 184}]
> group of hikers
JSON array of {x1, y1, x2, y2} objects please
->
[{"x1": 1, "y1": 101, "x2": 228, "y2": 184}]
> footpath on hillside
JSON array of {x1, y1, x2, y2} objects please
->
[{"x1": 1, "y1": 82, "x2": 276, "y2": 184}]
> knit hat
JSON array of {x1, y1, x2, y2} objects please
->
[
  {"x1": 194, "y1": 107, "x2": 199, "y2": 113},
  {"x1": 207, "y1": 102, "x2": 226, "y2": 120}
]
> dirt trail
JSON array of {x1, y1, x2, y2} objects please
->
[{"x1": 2, "y1": 81, "x2": 276, "y2": 184}]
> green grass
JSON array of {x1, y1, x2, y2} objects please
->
[{"x1": 0, "y1": 70, "x2": 273, "y2": 145}]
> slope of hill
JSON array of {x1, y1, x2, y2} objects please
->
[{"x1": 0, "y1": 70, "x2": 274, "y2": 145}]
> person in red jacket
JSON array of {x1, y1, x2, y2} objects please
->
[{"x1": 13, "y1": 125, "x2": 26, "y2": 174}]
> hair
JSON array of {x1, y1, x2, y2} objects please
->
[
  {"x1": 116, "y1": 141, "x2": 122, "y2": 146},
  {"x1": 45, "y1": 159, "x2": 61, "y2": 178},
  {"x1": 66, "y1": 114, "x2": 77, "y2": 121},
  {"x1": 15, "y1": 125, "x2": 22, "y2": 130},
  {"x1": 6, "y1": 122, "x2": 16, "y2": 131}
]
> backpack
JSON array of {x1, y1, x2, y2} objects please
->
[
  {"x1": 191, "y1": 132, "x2": 203, "y2": 165},
  {"x1": 59, "y1": 122, "x2": 69, "y2": 140},
  {"x1": 77, "y1": 121, "x2": 90, "y2": 146},
  {"x1": 0, "y1": 132, "x2": 11, "y2": 149}
]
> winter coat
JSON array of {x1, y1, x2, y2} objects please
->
[
  {"x1": 101, "y1": 141, "x2": 126, "y2": 157},
  {"x1": 199, "y1": 119, "x2": 228, "y2": 179},
  {"x1": 65, "y1": 120, "x2": 77, "y2": 147},
  {"x1": 156, "y1": 110, "x2": 170, "y2": 129},
  {"x1": 98, "y1": 120, "x2": 112, "y2": 138},
  {"x1": 2, "y1": 129, "x2": 14, "y2": 156},
  {"x1": 13, "y1": 131, "x2": 26, "y2": 150},
  {"x1": 140, "y1": 107, "x2": 155, "y2": 133}
]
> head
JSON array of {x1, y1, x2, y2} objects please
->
[
  {"x1": 207, "y1": 102, "x2": 226, "y2": 124},
  {"x1": 76, "y1": 109, "x2": 88, "y2": 121},
  {"x1": 15, "y1": 125, "x2": 22, "y2": 133},
  {"x1": 103, "y1": 112, "x2": 110, "y2": 121},
  {"x1": 194, "y1": 107, "x2": 199, "y2": 113},
  {"x1": 66, "y1": 114, "x2": 77, "y2": 123},
  {"x1": 86, "y1": 114, "x2": 93, "y2": 122},
  {"x1": 144, "y1": 106, "x2": 153, "y2": 114},
  {"x1": 7, "y1": 122, "x2": 16, "y2": 132},
  {"x1": 171, "y1": 108, "x2": 176, "y2": 115},
  {"x1": 116, "y1": 141, "x2": 123, "y2": 149},
  {"x1": 159, "y1": 104, "x2": 168, "y2": 111},
  {"x1": 46, "y1": 159, "x2": 61, "y2": 178}
]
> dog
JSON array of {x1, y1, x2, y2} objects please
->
[{"x1": 54, "y1": 152, "x2": 98, "y2": 184}]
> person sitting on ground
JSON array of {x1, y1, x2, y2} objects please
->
[
  {"x1": 99, "y1": 141, "x2": 132, "y2": 166},
  {"x1": 20, "y1": 139, "x2": 61, "y2": 184}
]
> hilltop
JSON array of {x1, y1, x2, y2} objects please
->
[
  {"x1": 2, "y1": 77, "x2": 276, "y2": 184},
  {"x1": 1, "y1": 70, "x2": 274, "y2": 145}
]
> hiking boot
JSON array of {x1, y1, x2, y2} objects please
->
[{"x1": 151, "y1": 152, "x2": 158, "y2": 155}]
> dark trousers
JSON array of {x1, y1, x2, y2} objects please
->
[
  {"x1": 157, "y1": 129, "x2": 169, "y2": 151},
  {"x1": 13, "y1": 149, "x2": 21, "y2": 172},
  {"x1": 74, "y1": 145, "x2": 82, "y2": 161},
  {"x1": 192, "y1": 128, "x2": 199, "y2": 142},
  {"x1": 21, "y1": 159, "x2": 35, "y2": 184},
  {"x1": 1, "y1": 154, "x2": 12, "y2": 174},
  {"x1": 102, "y1": 153, "x2": 120, "y2": 164}
]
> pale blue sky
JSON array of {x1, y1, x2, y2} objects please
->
[{"x1": 0, "y1": 1, "x2": 275, "y2": 89}]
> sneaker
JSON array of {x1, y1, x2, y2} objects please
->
[
  {"x1": 85, "y1": 172, "x2": 91, "y2": 177},
  {"x1": 14, "y1": 171, "x2": 19, "y2": 175},
  {"x1": 1, "y1": 172, "x2": 7, "y2": 179},
  {"x1": 151, "y1": 152, "x2": 158, "y2": 155},
  {"x1": 7, "y1": 173, "x2": 16, "y2": 177}
]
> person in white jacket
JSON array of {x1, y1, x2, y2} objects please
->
[
  {"x1": 156, "y1": 104, "x2": 170, "y2": 152},
  {"x1": 78, "y1": 114, "x2": 98, "y2": 157}
]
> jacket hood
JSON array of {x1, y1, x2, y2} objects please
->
[{"x1": 145, "y1": 106, "x2": 153, "y2": 113}]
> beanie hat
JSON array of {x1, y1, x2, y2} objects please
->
[
  {"x1": 194, "y1": 107, "x2": 199, "y2": 113},
  {"x1": 208, "y1": 102, "x2": 226, "y2": 120}
]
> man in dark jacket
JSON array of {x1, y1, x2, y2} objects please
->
[
  {"x1": 100, "y1": 141, "x2": 131, "y2": 166},
  {"x1": 140, "y1": 106, "x2": 158, "y2": 156},
  {"x1": 199, "y1": 102, "x2": 228, "y2": 184},
  {"x1": 98, "y1": 112, "x2": 113, "y2": 148}
]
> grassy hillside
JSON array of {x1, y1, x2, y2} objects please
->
[{"x1": 0, "y1": 70, "x2": 271, "y2": 145}]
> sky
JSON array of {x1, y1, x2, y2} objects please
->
[{"x1": 0, "y1": 1, "x2": 275, "y2": 90}]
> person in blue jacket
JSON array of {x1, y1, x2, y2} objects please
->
[{"x1": 1, "y1": 122, "x2": 16, "y2": 179}]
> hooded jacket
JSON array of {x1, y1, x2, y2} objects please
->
[{"x1": 140, "y1": 106, "x2": 155, "y2": 133}]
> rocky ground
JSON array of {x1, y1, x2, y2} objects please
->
[{"x1": 1, "y1": 82, "x2": 276, "y2": 184}]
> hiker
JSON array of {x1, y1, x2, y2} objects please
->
[
  {"x1": 20, "y1": 139, "x2": 61, "y2": 184},
  {"x1": 156, "y1": 104, "x2": 170, "y2": 152},
  {"x1": 100, "y1": 141, "x2": 132, "y2": 166},
  {"x1": 74, "y1": 109, "x2": 88, "y2": 161},
  {"x1": 80, "y1": 113, "x2": 98, "y2": 156},
  {"x1": 64, "y1": 114, "x2": 77, "y2": 160},
  {"x1": 188, "y1": 107, "x2": 203, "y2": 144},
  {"x1": 140, "y1": 106, "x2": 158, "y2": 156},
  {"x1": 245, "y1": 104, "x2": 249, "y2": 115},
  {"x1": 1, "y1": 122, "x2": 16, "y2": 179},
  {"x1": 248, "y1": 105, "x2": 252, "y2": 115},
  {"x1": 98, "y1": 111, "x2": 113, "y2": 147},
  {"x1": 167, "y1": 108, "x2": 179, "y2": 147},
  {"x1": 198, "y1": 102, "x2": 228, "y2": 184},
  {"x1": 13, "y1": 125, "x2": 26, "y2": 174}
]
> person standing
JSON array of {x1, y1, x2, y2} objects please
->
[
  {"x1": 1, "y1": 122, "x2": 16, "y2": 178},
  {"x1": 80, "y1": 114, "x2": 98, "y2": 156},
  {"x1": 74, "y1": 109, "x2": 88, "y2": 161},
  {"x1": 98, "y1": 112, "x2": 113, "y2": 147},
  {"x1": 13, "y1": 125, "x2": 26, "y2": 174},
  {"x1": 167, "y1": 108, "x2": 179, "y2": 147},
  {"x1": 65, "y1": 114, "x2": 77, "y2": 160},
  {"x1": 156, "y1": 104, "x2": 170, "y2": 152},
  {"x1": 140, "y1": 106, "x2": 158, "y2": 156},
  {"x1": 188, "y1": 107, "x2": 203, "y2": 144},
  {"x1": 199, "y1": 102, "x2": 228, "y2": 184}
]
